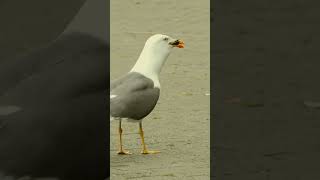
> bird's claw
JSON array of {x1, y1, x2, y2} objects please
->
[
  {"x1": 117, "y1": 150, "x2": 132, "y2": 155},
  {"x1": 141, "y1": 150, "x2": 160, "y2": 154}
]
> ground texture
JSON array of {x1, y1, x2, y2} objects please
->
[{"x1": 110, "y1": 0, "x2": 210, "y2": 179}]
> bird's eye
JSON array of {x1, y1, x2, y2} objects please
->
[{"x1": 163, "y1": 37, "x2": 169, "y2": 41}]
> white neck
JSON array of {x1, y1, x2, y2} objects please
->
[{"x1": 130, "y1": 44, "x2": 171, "y2": 88}]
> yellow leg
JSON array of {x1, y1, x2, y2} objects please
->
[
  {"x1": 117, "y1": 120, "x2": 131, "y2": 155},
  {"x1": 139, "y1": 122, "x2": 160, "y2": 154}
]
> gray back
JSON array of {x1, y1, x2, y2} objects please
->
[{"x1": 111, "y1": 72, "x2": 160, "y2": 120}]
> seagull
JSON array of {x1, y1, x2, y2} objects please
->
[
  {"x1": 110, "y1": 34, "x2": 184, "y2": 155},
  {"x1": 0, "y1": 32, "x2": 109, "y2": 180},
  {"x1": 0, "y1": 0, "x2": 110, "y2": 179}
]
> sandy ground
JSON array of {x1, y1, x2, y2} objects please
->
[{"x1": 110, "y1": 0, "x2": 210, "y2": 179}]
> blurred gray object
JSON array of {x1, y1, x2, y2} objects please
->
[
  {"x1": 0, "y1": 0, "x2": 86, "y2": 60},
  {"x1": 0, "y1": 0, "x2": 109, "y2": 179}
]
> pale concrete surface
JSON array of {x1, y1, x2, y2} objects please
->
[{"x1": 110, "y1": 0, "x2": 210, "y2": 179}]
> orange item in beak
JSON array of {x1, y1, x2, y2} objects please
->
[{"x1": 177, "y1": 40, "x2": 185, "y2": 48}]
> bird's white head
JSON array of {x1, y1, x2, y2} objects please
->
[
  {"x1": 130, "y1": 34, "x2": 184, "y2": 86},
  {"x1": 144, "y1": 34, "x2": 185, "y2": 55}
]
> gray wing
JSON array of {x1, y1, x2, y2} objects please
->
[
  {"x1": 0, "y1": 106, "x2": 21, "y2": 116},
  {"x1": 0, "y1": 105, "x2": 21, "y2": 130},
  {"x1": 110, "y1": 73, "x2": 160, "y2": 120}
]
